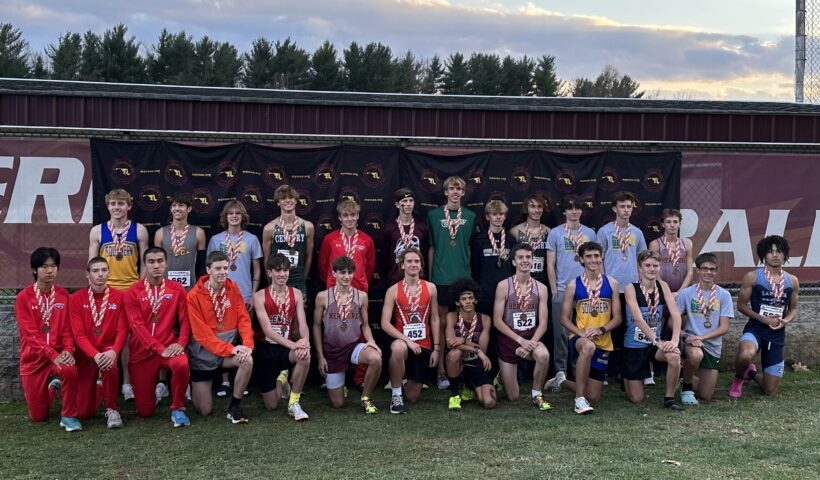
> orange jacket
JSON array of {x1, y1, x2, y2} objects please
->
[{"x1": 187, "y1": 276, "x2": 254, "y2": 357}]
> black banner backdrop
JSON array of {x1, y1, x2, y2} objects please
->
[{"x1": 91, "y1": 139, "x2": 681, "y2": 311}]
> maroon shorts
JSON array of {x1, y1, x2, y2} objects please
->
[
  {"x1": 497, "y1": 332, "x2": 534, "y2": 364},
  {"x1": 325, "y1": 341, "x2": 360, "y2": 374}
]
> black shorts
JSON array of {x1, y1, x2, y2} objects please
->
[
  {"x1": 462, "y1": 360, "x2": 494, "y2": 388},
  {"x1": 253, "y1": 342, "x2": 295, "y2": 394},
  {"x1": 405, "y1": 348, "x2": 437, "y2": 385},
  {"x1": 190, "y1": 367, "x2": 225, "y2": 383},
  {"x1": 623, "y1": 347, "x2": 655, "y2": 381},
  {"x1": 435, "y1": 283, "x2": 454, "y2": 307}
]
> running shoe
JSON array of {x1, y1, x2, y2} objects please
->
[
  {"x1": 361, "y1": 397, "x2": 378, "y2": 414},
  {"x1": 390, "y1": 395, "x2": 407, "y2": 414},
  {"x1": 448, "y1": 395, "x2": 462, "y2": 411},
  {"x1": 533, "y1": 395, "x2": 552, "y2": 411},
  {"x1": 122, "y1": 383, "x2": 134, "y2": 401},
  {"x1": 155, "y1": 382, "x2": 169, "y2": 405},
  {"x1": 288, "y1": 402, "x2": 309, "y2": 421},
  {"x1": 728, "y1": 377, "x2": 744, "y2": 399},
  {"x1": 644, "y1": 375, "x2": 656, "y2": 386},
  {"x1": 460, "y1": 388, "x2": 475, "y2": 402},
  {"x1": 664, "y1": 399, "x2": 685, "y2": 411},
  {"x1": 574, "y1": 396, "x2": 594, "y2": 415},
  {"x1": 48, "y1": 378, "x2": 61, "y2": 396},
  {"x1": 105, "y1": 409, "x2": 124, "y2": 429},
  {"x1": 680, "y1": 390, "x2": 698, "y2": 406},
  {"x1": 545, "y1": 371, "x2": 566, "y2": 393},
  {"x1": 227, "y1": 404, "x2": 249, "y2": 424},
  {"x1": 59, "y1": 416, "x2": 82, "y2": 432},
  {"x1": 216, "y1": 382, "x2": 231, "y2": 398},
  {"x1": 437, "y1": 376, "x2": 450, "y2": 390},
  {"x1": 171, "y1": 408, "x2": 190, "y2": 427}
]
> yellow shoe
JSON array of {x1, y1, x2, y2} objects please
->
[
  {"x1": 448, "y1": 395, "x2": 462, "y2": 411},
  {"x1": 361, "y1": 397, "x2": 378, "y2": 415},
  {"x1": 460, "y1": 388, "x2": 474, "y2": 402},
  {"x1": 533, "y1": 395, "x2": 552, "y2": 411}
]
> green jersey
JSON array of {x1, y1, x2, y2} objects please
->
[
  {"x1": 428, "y1": 205, "x2": 476, "y2": 285},
  {"x1": 271, "y1": 220, "x2": 308, "y2": 295}
]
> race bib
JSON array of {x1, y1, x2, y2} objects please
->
[
  {"x1": 403, "y1": 323, "x2": 427, "y2": 341},
  {"x1": 277, "y1": 249, "x2": 299, "y2": 267},
  {"x1": 266, "y1": 324, "x2": 289, "y2": 344},
  {"x1": 464, "y1": 351, "x2": 478, "y2": 362},
  {"x1": 633, "y1": 327, "x2": 652, "y2": 344},
  {"x1": 513, "y1": 311, "x2": 536, "y2": 331},
  {"x1": 759, "y1": 304, "x2": 784, "y2": 318},
  {"x1": 531, "y1": 256, "x2": 544, "y2": 273},
  {"x1": 167, "y1": 270, "x2": 191, "y2": 287}
]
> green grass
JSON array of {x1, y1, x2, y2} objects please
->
[{"x1": 2, "y1": 372, "x2": 820, "y2": 479}]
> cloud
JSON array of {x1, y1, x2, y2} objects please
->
[{"x1": 0, "y1": 0, "x2": 795, "y2": 100}]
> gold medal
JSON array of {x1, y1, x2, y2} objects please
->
[
  {"x1": 230, "y1": 264, "x2": 237, "y2": 271},
  {"x1": 450, "y1": 239, "x2": 457, "y2": 247},
  {"x1": 116, "y1": 253, "x2": 123, "y2": 261},
  {"x1": 43, "y1": 325, "x2": 50, "y2": 334},
  {"x1": 290, "y1": 249, "x2": 296, "y2": 256},
  {"x1": 622, "y1": 255, "x2": 628, "y2": 261},
  {"x1": 340, "y1": 322, "x2": 348, "y2": 332},
  {"x1": 574, "y1": 255, "x2": 580, "y2": 262},
  {"x1": 217, "y1": 322, "x2": 224, "y2": 331},
  {"x1": 590, "y1": 308, "x2": 598, "y2": 317},
  {"x1": 152, "y1": 313, "x2": 158, "y2": 324},
  {"x1": 673, "y1": 267, "x2": 679, "y2": 275},
  {"x1": 95, "y1": 327, "x2": 102, "y2": 336},
  {"x1": 704, "y1": 321, "x2": 712, "y2": 329}
]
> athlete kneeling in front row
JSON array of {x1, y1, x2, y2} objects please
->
[
  {"x1": 253, "y1": 254, "x2": 311, "y2": 421},
  {"x1": 381, "y1": 248, "x2": 440, "y2": 414},
  {"x1": 677, "y1": 253, "x2": 733, "y2": 405},
  {"x1": 445, "y1": 278, "x2": 496, "y2": 411},
  {"x1": 493, "y1": 243, "x2": 552, "y2": 411},
  {"x1": 623, "y1": 250, "x2": 684, "y2": 411},
  {"x1": 313, "y1": 256, "x2": 383, "y2": 414},
  {"x1": 549, "y1": 241, "x2": 620, "y2": 414}
]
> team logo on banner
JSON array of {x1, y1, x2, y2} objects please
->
[
  {"x1": 264, "y1": 164, "x2": 288, "y2": 187},
  {"x1": 362, "y1": 163, "x2": 385, "y2": 188},
  {"x1": 420, "y1": 169, "x2": 440, "y2": 193},
  {"x1": 315, "y1": 164, "x2": 337, "y2": 188},
  {"x1": 365, "y1": 213, "x2": 384, "y2": 234},
  {"x1": 466, "y1": 169, "x2": 485, "y2": 192},
  {"x1": 630, "y1": 192, "x2": 643, "y2": 216},
  {"x1": 580, "y1": 192, "x2": 596, "y2": 218},
  {"x1": 643, "y1": 169, "x2": 665, "y2": 192},
  {"x1": 137, "y1": 185, "x2": 164, "y2": 211},
  {"x1": 111, "y1": 159, "x2": 135, "y2": 185},
  {"x1": 488, "y1": 190, "x2": 508, "y2": 205},
  {"x1": 295, "y1": 189, "x2": 314, "y2": 216},
  {"x1": 340, "y1": 186, "x2": 360, "y2": 205},
  {"x1": 600, "y1": 166, "x2": 620, "y2": 191},
  {"x1": 242, "y1": 185, "x2": 264, "y2": 211},
  {"x1": 645, "y1": 217, "x2": 663, "y2": 238},
  {"x1": 555, "y1": 169, "x2": 576, "y2": 193},
  {"x1": 215, "y1": 161, "x2": 238, "y2": 187},
  {"x1": 317, "y1": 214, "x2": 335, "y2": 233},
  {"x1": 509, "y1": 167, "x2": 529, "y2": 191},
  {"x1": 192, "y1": 187, "x2": 214, "y2": 215},
  {"x1": 164, "y1": 160, "x2": 188, "y2": 186}
]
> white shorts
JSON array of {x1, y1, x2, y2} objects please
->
[{"x1": 326, "y1": 343, "x2": 367, "y2": 390}]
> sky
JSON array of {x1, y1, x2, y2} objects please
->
[{"x1": 0, "y1": 0, "x2": 799, "y2": 101}]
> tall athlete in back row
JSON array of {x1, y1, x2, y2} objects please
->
[{"x1": 262, "y1": 185, "x2": 315, "y2": 298}]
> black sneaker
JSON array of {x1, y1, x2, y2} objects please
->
[
  {"x1": 216, "y1": 382, "x2": 231, "y2": 398},
  {"x1": 664, "y1": 400, "x2": 685, "y2": 412},
  {"x1": 227, "y1": 404, "x2": 249, "y2": 424},
  {"x1": 390, "y1": 395, "x2": 406, "y2": 414}
]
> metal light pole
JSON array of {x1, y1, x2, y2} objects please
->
[{"x1": 797, "y1": 0, "x2": 806, "y2": 102}]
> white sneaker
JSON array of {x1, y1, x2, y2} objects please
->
[
  {"x1": 545, "y1": 371, "x2": 566, "y2": 393},
  {"x1": 185, "y1": 385, "x2": 192, "y2": 401},
  {"x1": 644, "y1": 376, "x2": 656, "y2": 385},
  {"x1": 122, "y1": 383, "x2": 134, "y2": 401},
  {"x1": 437, "y1": 377, "x2": 450, "y2": 390},
  {"x1": 574, "y1": 396, "x2": 594, "y2": 415},
  {"x1": 105, "y1": 408, "x2": 124, "y2": 429},
  {"x1": 288, "y1": 402, "x2": 309, "y2": 421},
  {"x1": 48, "y1": 378, "x2": 62, "y2": 395},
  {"x1": 155, "y1": 383, "x2": 169, "y2": 404}
]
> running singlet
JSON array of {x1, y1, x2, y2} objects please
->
[
  {"x1": 393, "y1": 281, "x2": 432, "y2": 350},
  {"x1": 572, "y1": 275, "x2": 614, "y2": 351},
  {"x1": 748, "y1": 267, "x2": 794, "y2": 341},
  {"x1": 161, "y1": 224, "x2": 198, "y2": 290},
  {"x1": 502, "y1": 277, "x2": 540, "y2": 340},
  {"x1": 270, "y1": 221, "x2": 308, "y2": 294},
  {"x1": 322, "y1": 288, "x2": 363, "y2": 360},
  {"x1": 515, "y1": 225, "x2": 549, "y2": 284},
  {"x1": 624, "y1": 281, "x2": 666, "y2": 349},
  {"x1": 257, "y1": 286, "x2": 297, "y2": 344},
  {"x1": 100, "y1": 221, "x2": 139, "y2": 290},
  {"x1": 658, "y1": 237, "x2": 687, "y2": 292},
  {"x1": 455, "y1": 312, "x2": 483, "y2": 361}
]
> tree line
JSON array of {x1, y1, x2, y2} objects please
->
[{"x1": 0, "y1": 22, "x2": 643, "y2": 98}]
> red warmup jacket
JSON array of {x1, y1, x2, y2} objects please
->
[
  {"x1": 69, "y1": 287, "x2": 129, "y2": 358},
  {"x1": 318, "y1": 229, "x2": 375, "y2": 292},
  {"x1": 125, "y1": 279, "x2": 190, "y2": 363},
  {"x1": 15, "y1": 284, "x2": 73, "y2": 375},
  {"x1": 187, "y1": 276, "x2": 254, "y2": 357}
]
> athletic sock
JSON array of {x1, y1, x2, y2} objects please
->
[
  {"x1": 391, "y1": 387, "x2": 402, "y2": 397},
  {"x1": 682, "y1": 382, "x2": 693, "y2": 392},
  {"x1": 531, "y1": 389, "x2": 542, "y2": 398},
  {"x1": 230, "y1": 396, "x2": 241, "y2": 408},
  {"x1": 288, "y1": 392, "x2": 301, "y2": 406},
  {"x1": 222, "y1": 381, "x2": 231, "y2": 387},
  {"x1": 449, "y1": 378, "x2": 463, "y2": 397},
  {"x1": 746, "y1": 369, "x2": 757, "y2": 381}
]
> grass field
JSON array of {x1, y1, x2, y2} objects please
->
[{"x1": 1, "y1": 371, "x2": 819, "y2": 479}]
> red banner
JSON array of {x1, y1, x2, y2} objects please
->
[{"x1": 0, "y1": 138, "x2": 817, "y2": 288}]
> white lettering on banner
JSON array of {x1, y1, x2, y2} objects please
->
[
  {"x1": 700, "y1": 209, "x2": 755, "y2": 267},
  {"x1": 3, "y1": 157, "x2": 85, "y2": 224},
  {"x1": 803, "y1": 211, "x2": 820, "y2": 267},
  {"x1": 679, "y1": 209, "x2": 698, "y2": 240},
  {"x1": 0, "y1": 157, "x2": 12, "y2": 196},
  {"x1": 764, "y1": 210, "x2": 804, "y2": 265}
]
